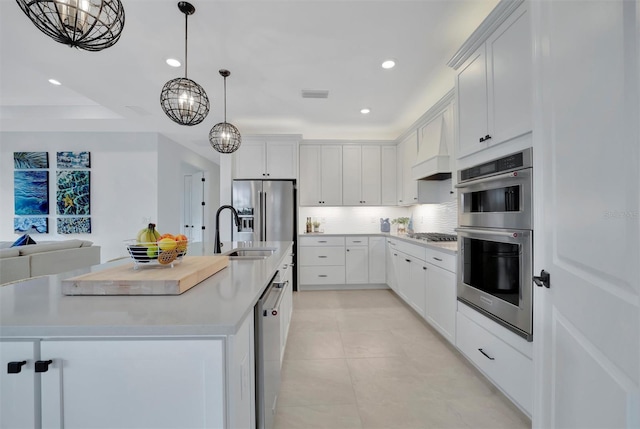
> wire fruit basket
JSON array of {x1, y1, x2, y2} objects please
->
[{"x1": 125, "y1": 239, "x2": 188, "y2": 269}]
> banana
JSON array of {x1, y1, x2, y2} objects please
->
[{"x1": 136, "y1": 223, "x2": 161, "y2": 245}]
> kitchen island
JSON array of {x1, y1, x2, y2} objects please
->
[{"x1": 0, "y1": 240, "x2": 293, "y2": 429}]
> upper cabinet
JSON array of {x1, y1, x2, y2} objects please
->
[
  {"x1": 233, "y1": 137, "x2": 298, "y2": 179},
  {"x1": 299, "y1": 144, "x2": 342, "y2": 206},
  {"x1": 396, "y1": 133, "x2": 418, "y2": 205},
  {"x1": 343, "y1": 145, "x2": 381, "y2": 206},
  {"x1": 380, "y1": 146, "x2": 397, "y2": 206},
  {"x1": 449, "y1": 0, "x2": 532, "y2": 160}
]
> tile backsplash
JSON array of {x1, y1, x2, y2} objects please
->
[{"x1": 299, "y1": 194, "x2": 457, "y2": 235}]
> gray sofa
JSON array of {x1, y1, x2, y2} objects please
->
[{"x1": 0, "y1": 239, "x2": 100, "y2": 285}]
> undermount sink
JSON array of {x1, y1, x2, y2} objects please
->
[{"x1": 224, "y1": 247, "x2": 276, "y2": 260}]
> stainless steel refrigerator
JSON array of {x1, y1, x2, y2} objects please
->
[{"x1": 232, "y1": 179, "x2": 297, "y2": 286}]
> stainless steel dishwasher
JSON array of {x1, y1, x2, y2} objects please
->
[{"x1": 255, "y1": 271, "x2": 284, "y2": 429}]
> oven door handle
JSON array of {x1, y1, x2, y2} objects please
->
[
  {"x1": 455, "y1": 169, "x2": 530, "y2": 188},
  {"x1": 455, "y1": 227, "x2": 524, "y2": 238}
]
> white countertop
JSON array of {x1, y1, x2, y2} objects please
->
[
  {"x1": 0, "y1": 241, "x2": 292, "y2": 339},
  {"x1": 299, "y1": 232, "x2": 458, "y2": 255}
]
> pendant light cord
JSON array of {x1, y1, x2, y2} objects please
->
[
  {"x1": 223, "y1": 76, "x2": 227, "y2": 122},
  {"x1": 184, "y1": 11, "x2": 188, "y2": 78}
]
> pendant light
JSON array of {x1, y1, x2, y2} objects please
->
[
  {"x1": 160, "y1": 1, "x2": 209, "y2": 126},
  {"x1": 209, "y1": 69, "x2": 241, "y2": 154},
  {"x1": 16, "y1": 0, "x2": 125, "y2": 52}
]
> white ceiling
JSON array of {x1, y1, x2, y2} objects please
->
[{"x1": 0, "y1": 0, "x2": 499, "y2": 164}]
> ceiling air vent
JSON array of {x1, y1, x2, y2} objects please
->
[{"x1": 301, "y1": 89, "x2": 329, "y2": 99}]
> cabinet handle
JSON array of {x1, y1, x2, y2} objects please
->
[
  {"x1": 35, "y1": 360, "x2": 53, "y2": 373},
  {"x1": 393, "y1": 253, "x2": 398, "y2": 256},
  {"x1": 433, "y1": 257, "x2": 443, "y2": 262},
  {"x1": 423, "y1": 266, "x2": 427, "y2": 270},
  {"x1": 318, "y1": 255, "x2": 328, "y2": 258},
  {"x1": 318, "y1": 240, "x2": 327, "y2": 243},
  {"x1": 318, "y1": 275, "x2": 328, "y2": 278},
  {"x1": 405, "y1": 259, "x2": 411, "y2": 263},
  {"x1": 266, "y1": 173, "x2": 270, "y2": 176},
  {"x1": 346, "y1": 249, "x2": 350, "y2": 252},
  {"x1": 7, "y1": 361, "x2": 27, "y2": 374},
  {"x1": 479, "y1": 134, "x2": 492, "y2": 143},
  {"x1": 478, "y1": 349, "x2": 495, "y2": 361}
]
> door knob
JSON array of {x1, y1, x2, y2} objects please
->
[{"x1": 533, "y1": 270, "x2": 550, "y2": 288}]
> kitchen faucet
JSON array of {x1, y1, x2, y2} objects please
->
[{"x1": 214, "y1": 205, "x2": 241, "y2": 254}]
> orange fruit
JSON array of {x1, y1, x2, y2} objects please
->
[
  {"x1": 174, "y1": 234, "x2": 188, "y2": 252},
  {"x1": 159, "y1": 233, "x2": 175, "y2": 241}
]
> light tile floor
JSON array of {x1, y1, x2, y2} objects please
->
[{"x1": 274, "y1": 289, "x2": 531, "y2": 429}]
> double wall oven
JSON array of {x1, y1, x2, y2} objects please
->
[{"x1": 456, "y1": 148, "x2": 533, "y2": 341}]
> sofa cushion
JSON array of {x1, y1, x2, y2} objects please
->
[
  {"x1": 11, "y1": 234, "x2": 37, "y2": 247},
  {"x1": 0, "y1": 256, "x2": 31, "y2": 285},
  {"x1": 0, "y1": 248, "x2": 20, "y2": 259},
  {"x1": 18, "y1": 239, "x2": 84, "y2": 256}
]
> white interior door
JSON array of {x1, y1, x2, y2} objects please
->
[
  {"x1": 532, "y1": 1, "x2": 640, "y2": 428},
  {"x1": 183, "y1": 172, "x2": 205, "y2": 242}
]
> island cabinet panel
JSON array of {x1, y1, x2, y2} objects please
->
[
  {"x1": 0, "y1": 341, "x2": 37, "y2": 429},
  {"x1": 40, "y1": 339, "x2": 225, "y2": 429}
]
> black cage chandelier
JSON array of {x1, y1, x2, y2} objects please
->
[
  {"x1": 209, "y1": 69, "x2": 241, "y2": 154},
  {"x1": 16, "y1": 0, "x2": 125, "y2": 52},
  {"x1": 160, "y1": 1, "x2": 209, "y2": 126}
]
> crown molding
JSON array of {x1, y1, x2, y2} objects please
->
[{"x1": 447, "y1": 0, "x2": 525, "y2": 70}]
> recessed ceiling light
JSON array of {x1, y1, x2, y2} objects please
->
[
  {"x1": 48, "y1": 79, "x2": 61, "y2": 86},
  {"x1": 166, "y1": 58, "x2": 181, "y2": 67},
  {"x1": 360, "y1": 108, "x2": 371, "y2": 114},
  {"x1": 381, "y1": 60, "x2": 396, "y2": 69}
]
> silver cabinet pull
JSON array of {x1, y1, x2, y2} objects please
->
[
  {"x1": 318, "y1": 275, "x2": 328, "y2": 278},
  {"x1": 433, "y1": 257, "x2": 443, "y2": 262},
  {"x1": 318, "y1": 255, "x2": 328, "y2": 258}
]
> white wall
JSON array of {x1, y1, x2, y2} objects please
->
[{"x1": 1, "y1": 132, "x2": 219, "y2": 263}]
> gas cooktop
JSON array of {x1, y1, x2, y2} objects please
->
[{"x1": 407, "y1": 232, "x2": 457, "y2": 242}]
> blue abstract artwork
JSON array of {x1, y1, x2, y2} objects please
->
[
  {"x1": 58, "y1": 217, "x2": 91, "y2": 234},
  {"x1": 14, "y1": 171, "x2": 49, "y2": 215},
  {"x1": 14, "y1": 217, "x2": 48, "y2": 234},
  {"x1": 14, "y1": 152, "x2": 48, "y2": 169},
  {"x1": 57, "y1": 170, "x2": 90, "y2": 215},
  {"x1": 57, "y1": 151, "x2": 90, "y2": 169}
]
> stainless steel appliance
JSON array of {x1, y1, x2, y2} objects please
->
[
  {"x1": 233, "y1": 180, "x2": 295, "y2": 243},
  {"x1": 456, "y1": 148, "x2": 533, "y2": 340},
  {"x1": 407, "y1": 232, "x2": 457, "y2": 242},
  {"x1": 457, "y1": 148, "x2": 532, "y2": 230},
  {"x1": 255, "y1": 272, "x2": 287, "y2": 429}
]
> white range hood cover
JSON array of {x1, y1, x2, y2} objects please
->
[{"x1": 412, "y1": 114, "x2": 452, "y2": 181}]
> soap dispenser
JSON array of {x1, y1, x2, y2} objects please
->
[{"x1": 380, "y1": 218, "x2": 390, "y2": 233}]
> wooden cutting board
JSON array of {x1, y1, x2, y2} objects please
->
[{"x1": 62, "y1": 256, "x2": 229, "y2": 295}]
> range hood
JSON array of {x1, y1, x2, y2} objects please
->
[{"x1": 411, "y1": 113, "x2": 452, "y2": 181}]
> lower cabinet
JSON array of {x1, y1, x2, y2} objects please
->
[
  {"x1": 456, "y1": 302, "x2": 533, "y2": 416},
  {"x1": 1, "y1": 317, "x2": 256, "y2": 429},
  {"x1": 368, "y1": 237, "x2": 386, "y2": 284},
  {"x1": 346, "y1": 237, "x2": 369, "y2": 284},
  {"x1": 398, "y1": 252, "x2": 427, "y2": 318}
]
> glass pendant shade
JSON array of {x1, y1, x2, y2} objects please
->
[
  {"x1": 209, "y1": 69, "x2": 241, "y2": 154},
  {"x1": 160, "y1": 77, "x2": 209, "y2": 126},
  {"x1": 160, "y1": 2, "x2": 209, "y2": 126},
  {"x1": 209, "y1": 122, "x2": 241, "y2": 154},
  {"x1": 16, "y1": 0, "x2": 125, "y2": 52}
]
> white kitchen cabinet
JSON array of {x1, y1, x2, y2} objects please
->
[
  {"x1": 279, "y1": 257, "x2": 294, "y2": 365},
  {"x1": 380, "y1": 146, "x2": 397, "y2": 205},
  {"x1": 40, "y1": 339, "x2": 225, "y2": 429},
  {"x1": 396, "y1": 133, "x2": 418, "y2": 205},
  {"x1": 425, "y1": 262, "x2": 456, "y2": 344},
  {"x1": 298, "y1": 236, "x2": 346, "y2": 288},
  {"x1": 456, "y1": 303, "x2": 532, "y2": 416},
  {"x1": 299, "y1": 145, "x2": 342, "y2": 206},
  {"x1": 386, "y1": 239, "x2": 400, "y2": 292},
  {"x1": 345, "y1": 237, "x2": 369, "y2": 284},
  {"x1": 368, "y1": 236, "x2": 386, "y2": 284},
  {"x1": 397, "y1": 252, "x2": 426, "y2": 318},
  {"x1": 342, "y1": 145, "x2": 381, "y2": 206},
  {"x1": 451, "y1": 1, "x2": 532, "y2": 159},
  {"x1": 0, "y1": 341, "x2": 37, "y2": 429},
  {"x1": 234, "y1": 139, "x2": 298, "y2": 179}
]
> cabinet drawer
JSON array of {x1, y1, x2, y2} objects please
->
[
  {"x1": 396, "y1": 241, "x2": 426, "y2": 261},
  {"x1": 456, "y1": 310, "x2": 532, "y2": 415},
  {"x1": 346, "y1": 236, "x2": 368, "y2": 246},
  {"x1": 424, "y1": 248, "x2": 456, "y2": 272},
  {"x1": 299, "y1": 247, "x2": 345, "y2": 266},
  {"x1": 299, "y1": 236, "x2": 345, "y2": 246},
  {"x1": 300, "y1": 266, "x2": 346, "y2": 285}
]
